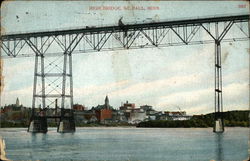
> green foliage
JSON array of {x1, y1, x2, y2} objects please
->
[
  {"x1": 47, "y1": 122, "x2": 58, "y2": 127},
  {"x1": 137, "y1": 120, "x2": 210, "y2": 128},
  {"x1": 0, "y1": 121, "x2": 28, "y2": 128}
]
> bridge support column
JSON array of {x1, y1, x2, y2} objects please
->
[
  {"x1": 57, "y1": 120, "x2": 75, "y2": 133},
  {"x1": 57, "y1": 109, "x2": 75, "y2": 133},
  {"x1": 214, "y1": 118, "x2": 223, "y2": 133},
  {"x1": 28, "y1": 116, "x2": 48, "y2": 133},
  {"x1": 28, "y1": 53, "x2": 48, "y2": 133},
  {"x1": 24, "y1": 35, "x2": 84, "y2": 133},
  {"x1": 213, "y1": 23, "x2": 224, "y2": 133},
  {"x1": 57, "y1": 118, "x2": 75, "y2": 133}
]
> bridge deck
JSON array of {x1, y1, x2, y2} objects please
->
[{"x1": 1, "y1": 14, "x2": 249, "y2": 40}]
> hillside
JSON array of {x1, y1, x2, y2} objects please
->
[{"x1": 137, "y1": 110, "x2": 249, "y2": 128}]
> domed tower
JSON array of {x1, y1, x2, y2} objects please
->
[{"x1": 105, "y1": 95, "x2": 109, "y2": 109}]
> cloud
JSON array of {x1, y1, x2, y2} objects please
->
[
  {"x1": 71, "y1": 71, "x2": 208, "y2": 108},
  {"x1": 187, "y1": 103, "x2": 212, "y2": 114},
  {"x1": 223, "y1": 82, "x2": 249, "y2": 111},
  {"x1": 1, "y1": 85, "x2": 33, "y2": 106},
  {"x1": 74, "y1": 80, "x2": 130, "y2": 96},
  {"x1": 223, "y1": 68, "x2": 248, "y2": 84},
  {"x1": 156, "y1": 88, "x2": 212, "y2": 110},
  {"x1": 155, "y1": 82, "x2": 248, "y2": 114},
  {"x1": 109, "y1": 73, "x2": 205, "y2": 98}
]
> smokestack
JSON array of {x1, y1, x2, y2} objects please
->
[
  {"x1": 55, "y1": 99, "x2": 58, "y2": 123},
  {"x1": 55, "y1": 99, "x2": 58, "y2": 115}
]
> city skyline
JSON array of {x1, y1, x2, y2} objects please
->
[{"x1": 1, "y1": 1, "x2": 249, "y2": 115}]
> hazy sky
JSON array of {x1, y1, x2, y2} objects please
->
[{"x1": 1, "y1": 1, "x2": 249, "y2": 114}]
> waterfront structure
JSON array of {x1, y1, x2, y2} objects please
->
[
  {"x1": 74, "y1": 111, "x2": 96, "y2": 124},
  {"x1": 148, "y1": 112, "x2": 164, "y2": 121},
  {"x1": 169, "y1": 115, "x2": 192, "y2": 121},
  {"x1": 165, "y1": 111, "x2": 192, "y2": 121},
  {"x1": 119, "y1": 101, "x2": 148, "y2": 124},
  {"x1": 112, "y1": 110, "x2": 127, "y2": 122},
  {"x1": 128, "y1": 109, "x2": 147, "y2": 124},
  {"x1": 165, "y1": 111, "x2": 186, "y2": 116}
]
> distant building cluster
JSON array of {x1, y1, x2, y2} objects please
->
[
  {"x1": 0, "y1": 96, "x2": 192, "y2": 125},
  {"x1": 0, "y1": 98, "x2": 31, "y2": 124},
  {"x1": 73, "y1": 96, "x2": 192, "y2": 124}
]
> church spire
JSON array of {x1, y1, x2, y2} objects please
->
[
  {"x1": 105, "y1": 95, "x2": 109, "y2": 108},
  {"x1": 16, "y1": 97, "x2": 20, "y2": 106}
]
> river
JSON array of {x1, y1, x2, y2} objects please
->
[{"x1": 0, "y1": 127, "x2": 248, "y2": 161}]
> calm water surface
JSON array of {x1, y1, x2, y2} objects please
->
[{"x1": 0, "y1": 127, "x2": 248, "y2": 161}]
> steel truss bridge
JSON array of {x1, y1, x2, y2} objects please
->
[{"x1": 1, "y1": 14, "x2": 249, "y2": 132}]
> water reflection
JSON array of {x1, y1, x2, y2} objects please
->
[
  {"x1": 215, "y1": 133, "x2": 224, "y2": 161},
  {"x1": 1, "y1": 128, "x2": 247, "y2": 160},
  {"x1": 31, "y1": 133, "x2": 47, "y2": 145},
  {"x1": 31, "y1": 133, "x2": 37, "y2": 143}
]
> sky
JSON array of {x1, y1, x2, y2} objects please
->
[{"x1": 0, "y1": 1, "x2": 249, "y2": 114}]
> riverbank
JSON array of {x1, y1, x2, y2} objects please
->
[
  {"x1": 137, "y1": 119, "x2": 249, "y2": 128},
  {"x1": 1, "y1": 110, "x2": 248, "y2": 128},
  {"x1": 137, "y1": 110, "x2": 249, "y2": 128},
  {"x1": 0, "y1": 122, "x2": 136, "y2": 128}
]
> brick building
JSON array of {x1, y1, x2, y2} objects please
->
[
  {"x1": 119, "y1": 101, "x2": 135, "y2": 110},
  {"x1": 94, "y1": 96, "x2": 113, "y2": 122},
  {"x1": 73, "y1": 104, "x2": 85, "y2": 111},
  {"x1": 95, "y1": 108, "x2": 112, "y2": 122}
]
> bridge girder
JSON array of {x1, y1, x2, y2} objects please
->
[{"x1": 0, "y1": 14, "x2": 249, "y2": 58}]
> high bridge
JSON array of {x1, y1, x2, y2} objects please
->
[{"x1": 1, "y1": 14, "x2": 249, "y2": 133}]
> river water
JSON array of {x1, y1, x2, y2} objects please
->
[{"x1": 0, "y1": 127, "x2": 248, "y2": 161}]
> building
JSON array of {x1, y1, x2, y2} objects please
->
[
  {"x1": 165, "y1": 111, "x2": 187, "y2": 116},
  {"x1": 94, "y1": 96, "x2": 113, "y2": 122},
  {"x1": 119, "y1": 101, "x2": 148, "y2": 124},
  {"x1": 148, "y1": 111, "x2": 162, "y2": 120},
  {"x1": 128, "y1": 109, "x2": 147, "y2": 124},
  {"x1": 112, "y1": 110, "x2": 127, "y2": 122},
  {"x1": 146, "y1": 109, "x2": 158, "y2": 115},
  {"x1": 105, "y1": 95, "x2": 110, "y2": 108},
  {"x1": 165, "y1": 111, "x2": 192, "y2": 120},
  {"x1": 74, "y1": 110, "x2": 97, "y2": 124},
  {"x1": 73, "y1": 104, "x2": 85, "y2": 111},
  {"x1": 140, "y1": 105, "x2": 152, "y2": 111},
  {"x1": 170, "y1": 115, "x2": 192, "y2": 121},
  {"x1": 95, "y1": 109, "x2": 112, "y2": 122},
  {"x1": 119, "y1": 101, "x2": 135, "y2": 111}
]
